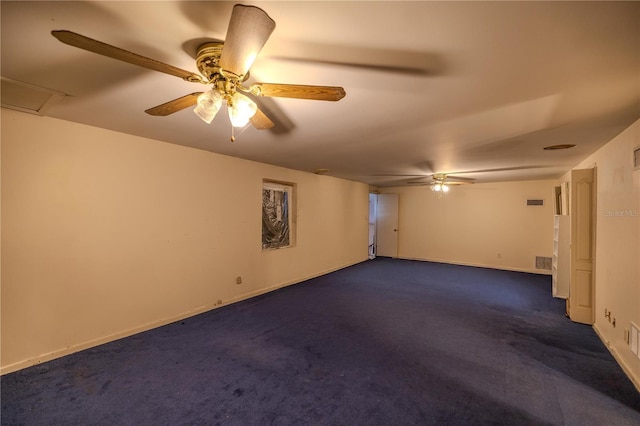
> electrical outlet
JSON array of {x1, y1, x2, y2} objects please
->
[{"x1": 236, "y1": 276, "x2": 243, "y2": 285}]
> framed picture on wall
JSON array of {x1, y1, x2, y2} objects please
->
[{"x1": 262, "y1": 180, "x2": 295, "y2": 250}]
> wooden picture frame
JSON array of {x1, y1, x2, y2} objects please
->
[{"x1": 262, "y1": 180, "x2": 295, "y2": 250}]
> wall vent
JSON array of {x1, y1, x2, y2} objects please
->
[
  {"x1": 1, "y1": 77, "x2": 65, "y2": 116},
  {"x1": 527, "y1": 199, "x2": 544, "y2": 206},
  {"x1": 535, "y1": 256, "x2": 552, "y2": 270}
]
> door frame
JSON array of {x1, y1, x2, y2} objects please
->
[{"x1": 376, "y1": 193, "x2": 399, "y2": 258}]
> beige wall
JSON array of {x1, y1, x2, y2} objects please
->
[
  {"x1": 380, "y1": 179, "x2": 556, "y2": 274},
  {"x1": 1, "y1": 108, "x2": 369, "y2": 373},
  {"x1": 559, "y1": 119, "x2": 640, "y2": 388}
]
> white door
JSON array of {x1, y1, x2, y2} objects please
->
[
  {"x1": 376, "y1": 193, "x2": 399, "y2": 257},
  {"x1": 569, "y1": 168, "x2": 596, "y2": 325},
  {"x1": 368, "y1": 193, "x2": 377, "y2": 259}
]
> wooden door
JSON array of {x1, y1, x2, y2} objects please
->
[
  {"x1": 376, "y1": 193, "x2": 399, "y2": 258},
  {"x1": 569, "y1": 168, "x2": 596, "y2": 324}
]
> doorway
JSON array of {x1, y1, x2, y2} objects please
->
[
  {"x1": 368, "y1": 193, "x2": 377, "y2": 259},
  {"x1": 375, "y1": 193, "x2": 399, "y2": 258}
]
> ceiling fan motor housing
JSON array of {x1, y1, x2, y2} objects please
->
[
  {"x1": 195, "y1": 42, "x2": 224, "y2": 81},
  {"x1": 196, "y1": 41, "x2": 256, "y2": 110}
]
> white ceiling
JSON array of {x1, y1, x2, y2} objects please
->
[{"x1": 2, "y1": 1, "x2": 639, "y2": 187}]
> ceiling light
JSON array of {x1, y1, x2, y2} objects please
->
[
  {"x1": 192, "y1": 89, "x2": 258, "y2": 140},
  {"x1": 228, "y1": 92, "x2": 257, "y2": 127},
  {"x1": 430, "y1": 181, "x2": 451, "y2": 193},
  {"x1": 193, "y1": 90, "x2": 223, "y2": 124}
]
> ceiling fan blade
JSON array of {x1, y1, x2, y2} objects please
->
[
  {"x1": 219, "y1": 4, "x2": 275, "y2": 78},
  {"x1": 265, "y1": 41, "x2": 443, "y2": 76},
  {"x1": 407, "y1": 180, "x2": 472, "y2": 186},
  {"x1": 444, "y1": 175, "x2": 476, "y2": 182},
  {"x1": 51, "y1": 30, "x2": 204, "y2": 83},
  {"x1": 145, "y1": 93, "x2": 202, "y2": 116},
  {"x1": 251, "y1": 96, "x2": 295, "y2": 134},
  {"x1": 250, "y1": 108, "x2": 275, "y2": 130},
  {"x1": 368, "y1": 174, "x2": 430, "y2": 177},
  {"x1": 250, "y1": 83, "x2": 345, "y2": 101}
]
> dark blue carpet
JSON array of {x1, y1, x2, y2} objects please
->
[{"x1": 2, "y1": 258, "x2": 640, "y2": 425}]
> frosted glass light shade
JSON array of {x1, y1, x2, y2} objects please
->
[
  {"x1": 193, "y1": 90, "x2": 223, "y2": 124},
  {"x1": 228, "y1": 92, "x2": 257, "y2": 127}
]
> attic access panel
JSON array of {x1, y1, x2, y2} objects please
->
[{"x1": 1, "y1": 77, "x2": 65, "y2": 115}]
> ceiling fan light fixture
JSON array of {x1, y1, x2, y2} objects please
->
[
  {"x1": 50, "y1": 5, "x2": 344, "y2": 140},
  {"x1": 193, "y1": 90, "x2": 223, "y2": 123},
  {"x1": 228, "y1": 92, "x2": 257, "y2": 127},
  {"x1": 430, "y1": 182, "x2": 450, "y2": 192}
]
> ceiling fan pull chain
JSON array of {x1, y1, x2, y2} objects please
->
[{"x1": 231, "y1": 126, "x2": 235, "y2": 142}]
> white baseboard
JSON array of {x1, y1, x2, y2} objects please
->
[
  {"x1": 1, "y1": 304, "x2": 210, "y2": 375},
  {"x1": 397, "y1": 255, "x2": 552, "y2": 276},
  {"x1": 1, "y1": 259, "x2": 366, "y2": 376},
  {"x1": 593, "y1": 323, "x2": 640, "y2": 393}
]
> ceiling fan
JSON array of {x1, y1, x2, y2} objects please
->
[
  {"x1": 369, "y1": 163, "x2": 475, "y2": 191},
  {"x1": 51, "y1": 4, "x2": 346, "y2": 141},
  {"x1": 406, "y1": 173, "x2": 474, "y2": 192}
]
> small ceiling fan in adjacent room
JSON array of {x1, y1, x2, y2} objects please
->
[
  {"x1": 406, "y1": 173, "x2": 475, "y2": 193},
  {"x1": 51, "y1": 4, "x2": 346, "y2": 141}
]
